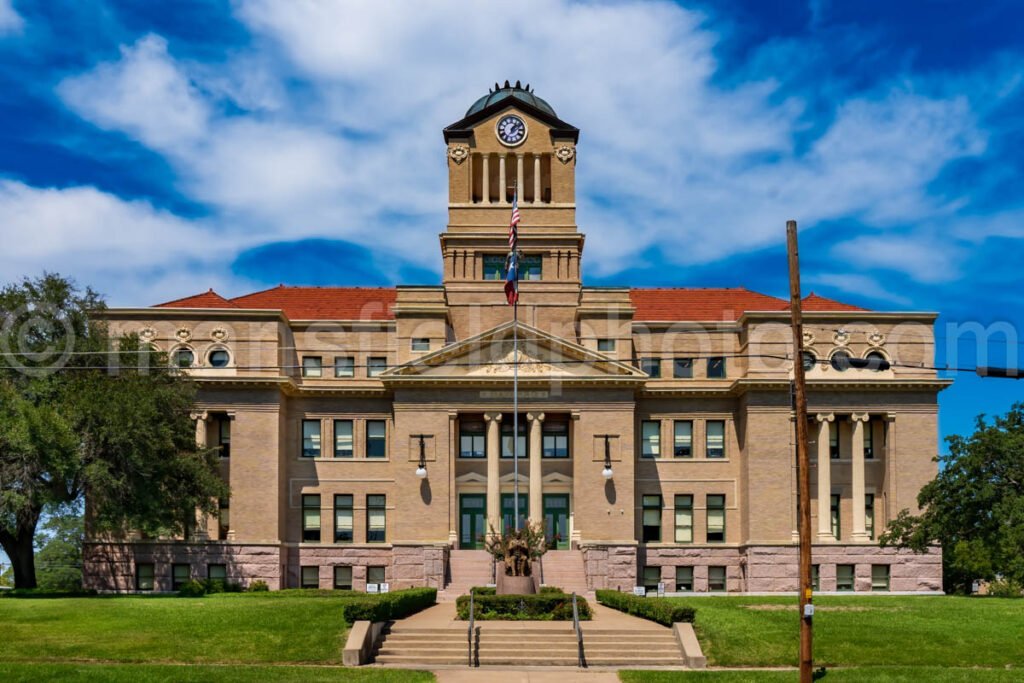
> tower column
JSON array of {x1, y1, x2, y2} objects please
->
[
  {"x1": 516, "y1": 153, "x2": 525, "y2": 198},
  {"x1": 499, "y1": 154, "x2": 507, "y2": 204},
  {"x1": 527, "y1": 412, "x2": 545, "y2": 527},
  {"x1": 482, "y1": 153, "x2": 490, "y2": 205},
  {"x1": 816, "y1": 413, "x2": 834, "y2": 542},
  {"x1": 485, "y1": 412, "x2": 502, "y2": 538},
  {"x1": 851, "y1": 413, "x2": 871, "y2": 541},
  {"x1": 533, "y1": 154, "x2": 542, "y2": 204}
]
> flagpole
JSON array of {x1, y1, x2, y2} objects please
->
[{"x1": 512, "y1": 181, "x2": 520, "y2": 532}]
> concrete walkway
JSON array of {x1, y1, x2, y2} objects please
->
[
  {"x1": 435, "y1": 671, "x2": 620, "y2": 682},
  {"x1": 401, "y1": 598, "x2": 671, "y2": 632}
]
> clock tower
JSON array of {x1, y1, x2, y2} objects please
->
[{"x1": 441, "y1": 81, "x2": 584, "y2": 333}]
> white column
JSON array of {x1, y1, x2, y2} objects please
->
[
  {"x1": 851, "y1": 413, "x2": 871, "y2": 541},
  {"x1": 527, "y1": 413, "x2": 545, "y2": 528},
  {"x1": 485, "y1": 412, "x2": 502, "y2": 539},
  {"x1": 516, "y1": 153, "x2": 525, "y2": 198},
  {"x1": 498, "y1": 154, "x2": 507, "y2": 204},
  {"x1": 190, "y1": 411, "x2": 210, "y2": 540},
  {"x1": 816, "y1": 413, "x2": 834, "y2": 542},
  {"x1": 482, "y1": 154, "x2": 490, "y2": 205},
  {"x1": 533, "y1": 154, "x2": 542, "y2": 204}
]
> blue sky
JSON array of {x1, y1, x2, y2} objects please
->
[{"x1": 0, "y1": 0, "x2": 1022, "y2": 448}]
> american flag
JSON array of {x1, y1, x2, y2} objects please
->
[
  {"x1": 505, "y1": 190, "x2": 521, "y2": 306},
  {"x1": 508, "y1": 190, "x2": 520, "y2": 250}
]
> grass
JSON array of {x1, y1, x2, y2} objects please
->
[
  {"x1": 0, "y1": 663, "x2": 432, "y2": 682},
  {"x1": 620, "y1": 668, "x2": 1024, "y2": 682}
]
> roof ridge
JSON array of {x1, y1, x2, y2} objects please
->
[{"x1": 154, "y1": 289, "x2": 239, "y2": 308}]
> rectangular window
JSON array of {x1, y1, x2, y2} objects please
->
[
  {"x1": 367, "y1": 566, "x2": 386, "y2": 586},
  {"x1": 208, "y1": 564, "x2": 226, "y2": 581},
  {"x1": 334, "y1": 495, "x2": 353, "y2": 543},
  {"x1": 302, "y1": 494, "x2": 321, "y2": 542},
  {"x1": 641, "y1": 420, "x2": 661, "y2": 458},
  {"x1": 706, "y1": 420, "x2": 725, "y2": 458},
  {"x1": 673, "y1": 420, "x2": 693, "y2": 458},
  {"x1": 520, "y1": 255, "x2": 542, "y2": 281},
  {"x1": 597, "y1": 338, "x2": 615, "y2": 352},
  {"x1": 136, "y1": 563, "x2": 155, "y2": 591},
  {"x1": 334, "y1": 356, "x2": 354, "y2": 378},
  {"x1": 706, "y1": 494, "x2": 726, "y2": 542},
  {"x1": 830, "y1": 422, "x2": 840, "y2": 459},
  {"x1": 708, "y1": 566, "x2": 727, "y2": 592},
  {"x1": 831, "y1": 494, "x2": 841, "y2": 540},
  {"x1": 367, "y1": 495, "x2": 386, "y2": 543},
  {"x1": 302, "y1": 420, "x2": 321, "y2": 458},
  {"x1": 871, "y1": 564, "x2": 890, "y2": 592},
  {"x1": 674, "y1": 495, "x2": 693, "y2": 543},
  {"x1": 218, "y1": 498, "x2": 230, "y2": 539},
  {"x1": 172, "y1": 563, "x2": 190, "y2": 591},
  {"x1": 411, "y1": 338, "x2": 430, "y2": 352},
  {"x1": 639, "y1": 358, "x2": 661, "y2": 378},
  {"x1": 366, "y1": 420, "x2": 386, "y2": 458},
  {"x1": 367, "y1": 357, "x2": 387, "y2": 377},
  {"x1": 301, "y1": 566, "x2": 319, "y2": 589},
  {"x1": 675, "y1": 566, "x2": 694, "y2": 591},
  {"x1": 707, "y1": 357, "x2": 726, "y2": 379},
  {"x1": 501, "y1": 419, "x2": 527, "y2": 458},
  {"x1": 334, "y1": 566, "x2": 353, "y2": 590},
  {"x1": 836, "y1": 564, "x2": 855, "y2": 591},
  {"x1": 864, "y1": 421, "x2": 874, "y2": 459},
  {"x1": 334, "y1": 420, "x2": 353, "y2": 458},
  {"x1": 302, "y1": 356, "x2": 322, "y2": 378},
  {"x1": 811, "y1": 564, "x2": 820, "y2": 592},
  {"x1": 459, "y1": 420, "x2": 486, "y2": 458},
  {"x1": 483, "y1": 254, "x2": 505, "y2": 280},
  {"x1": 642, "y1": 494, "x2": 662, "y2": 543},
  {"x1": 642, "y1": 566, "x2": 661, "y2": 592},
  {"x1": 215, "y1": 417, "x2": 231, "y2": 458},
  {"x1": 542, "y1": 422, "x2": 569, "y2": 458},
  {"x1": 865, "y1": 494, "x2": 875, "y2": 540},
  {"x1": 673, "y1": 358, "x2": 694, "y2": 379}
]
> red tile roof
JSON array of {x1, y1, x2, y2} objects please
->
[
  {"x1": 154, "y1": 289, "x2": 239, "y2": 309},
  {"x1": 156, "y1": 285, "x2": 396, "y2": 321},
  {"x1": 629, "y1": 288, "x2": 868, "y2": 321}
]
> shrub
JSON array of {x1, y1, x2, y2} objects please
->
[
  {"x1": 987, "y1": 578, "x2": 1024, "y2": 598},
  {"x1": 248, "y1": 580, "x2": 270, "y2": 592},
  {"x1": 539, "y1": 586, "x2": 565, "y2": 594},
  {"x1": 178, "y1": 580, "x2": 207, "y2": 597},
  {"x1": 596, "y1": 589, "x2": 695, "y2": 626},
  {"x1": 340, "y1": 588, "x2": 437, "y2": 623},
  {"x1": 456, "y1": 592, "x2": 591, "y2": 621},
  {"x1": 469, "y1": 587, "x2": 496, "y2": 595}
]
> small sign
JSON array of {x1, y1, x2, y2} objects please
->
[
  {"x1": 657, "y1": 582, "x2": 666, "y2": 597},
  {"x1": 379, "y1": 583, "x2": 390, "y2": 594},
  {"x1": 803, "y1": 604, "x2": 815, "y2": 618},
  {"x1": 367, "y1": 583, "x2": 379, "y2": 594},
  {"x1": 633, "y1": 586, "x2": 646, "y2": 597}
]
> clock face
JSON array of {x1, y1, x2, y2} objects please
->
[{"x1": 496, "y1": 115, "x2": 527, "y2": 146}]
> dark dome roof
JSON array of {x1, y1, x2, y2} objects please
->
[{"x1": 466, "y1": 81, "x2": 555, "y2": 117}]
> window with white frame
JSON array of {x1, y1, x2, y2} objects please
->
[
  {"x1": 673, "y1": 420, "x2": 693, "y2": 457},
  {"x1": 674, "y1": 494, "x2": 693, "y2": 543},
  {"x1": 302, "y1": 356, "x2": 322, "y2": 378},
  {"x1": 641, "y1": 420, "x2": 660, "y2": 458},
  {"x1": 334, "y1": 420, "x2": 353, "y2": 458},
  {"x1": 706, "y1": 420, "x2": 725, "y2": 458}
]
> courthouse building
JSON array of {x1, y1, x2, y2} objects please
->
[{"x1": 84, "y1": 83, "x2": 946, "y2": 594}]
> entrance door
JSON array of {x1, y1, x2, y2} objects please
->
[
  {"x1": 543, "y1": 494, "x2": 570, "y2": 550},
  {"x1": 500, "y1": 493, "x2": 529, "y2": 533},
  {"x1": 459, "y1": 494, "x2": 486, "y2": 549}
]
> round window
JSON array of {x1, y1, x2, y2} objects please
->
[
  {"x1": 801, "y1": 351, "x2": 817, "y2": 372},
  {"x1": 209, "y1": 349, "x2": 230, "y2": 368},
  {"x1": 865, "y1": 351, "x2": 888, "y2": 371},
  {"x1": 173, "y1": 348, "x2": 194, "y2": 368},
  {"x1": 830, "y1": 350, "x2": 852, "y2": 372}
]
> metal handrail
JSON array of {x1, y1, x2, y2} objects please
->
[
  {"x1": 467, "y1": 589, "x2": 476, "y2": 667},
  {"x1": 572, "y1": 592, "x2": 586, "y2": 668}
]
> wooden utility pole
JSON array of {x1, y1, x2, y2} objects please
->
[{"x1": 787, "y1": 219, "x2": 814, "y2": 682}]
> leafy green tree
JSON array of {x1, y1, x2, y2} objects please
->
[
  {"x1": 34, "y1": 506, "x2": 84, "y2": 591},
  {"x1": 0, "y1": 274, "x2": 227, "y2": 589},
  {"x1": 881, "y1": 403, "x2": 1024, "y2": 593}
]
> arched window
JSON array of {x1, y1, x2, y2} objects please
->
[
  {"x1": 801, "y1": 351, "x2": 817, "y2": 372},
  {"x1": 172, "y1": 347, "x2": 194, "y2": 368},
  {"x1": 864, "y1": 351, "x2": 888, "y2": 371},
  {"x1": 208, "y1": 349, "x2": 230, "y2": 368},
  {"x1": 830, "y1": 350, "x2": 852, "y2": 372}
]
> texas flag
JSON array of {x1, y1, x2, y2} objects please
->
[{"x1": 504, "y1": 249, "x2": 519, "y2": 306}]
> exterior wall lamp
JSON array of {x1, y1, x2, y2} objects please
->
[
  {"x1": 597, "y1": 434, "x2": 614, "y2": 479},
  {"x1": 412, "y1": 434, "x2": 429, "y2": 479}
]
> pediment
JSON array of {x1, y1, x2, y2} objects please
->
[{"x1": 380, "y1": 321, "x2": 645, "y2": 385}]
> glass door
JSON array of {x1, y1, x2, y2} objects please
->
[
  {"x1": 543, "y1": 494, "x2": 570, "y2": 550},
  {"x1": 459, "y1": 494, "x2": 486, "y2": 549},
  {"x1": 500, "y1": 493, "x2": 528, "y2": 533}
]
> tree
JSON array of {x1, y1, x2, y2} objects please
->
[
  {"x1": 881, "y1": 403, "x2": 1024, "y2": 593},
  {"x1": 0, "y1": 274, "x2": 228, "y2": 589},
  {"x1": 34, "y1": 506, "x2": 84, "y2": 591}
]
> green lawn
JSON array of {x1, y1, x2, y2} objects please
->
[
  {"x1": 621, "y1": 668, "x2": 1024, "y2": 683},
  {"x1": 0, "y1": 591, "x2": 434, "y2": 681},
  {"x1": 665, "y1": 595, "x2": 1023, "y2": 669}
]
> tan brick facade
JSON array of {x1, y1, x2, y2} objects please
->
[{"x1": 84, "y1": 84, "x2": 945, "y2": 594}]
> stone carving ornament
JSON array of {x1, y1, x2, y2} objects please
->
[
  {"x1": 138, "y1": 326, "x2": 157, "y2": 342},
  {"x1": 802, "y1": 331, "x2": 815, "y2": 347},
  {"x1": 832, "y1": 329, "x2": 850, "y2": 346},
  {"x1": 555, "y1": 145, "x2": 575, "y2": 164},
  {"x1": 448, "y1": 144, "x2": 469, "y2": 164},
  {"x1": 175, "y1": 327, "x2": 192, "y2": 343},
  {"x1": 211, "y1": 326, "x2": 229, "y2": 342},
  {"x1": 867, "y1": 331, "x2": 886, "y2": 347}
]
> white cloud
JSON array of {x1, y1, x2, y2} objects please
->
[
  {"x1": 46, "y1": 1, "x2": 1014, "y2": 298},
  {"x1": 829, "y1": 234, "x2": 964, "y2": 284},
  {"x1": 0, "y1": 0, "x2": 23, "y2": 34},
  {"x1": 807, "y1": 272, "x2": 912, "y2": 307}
]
